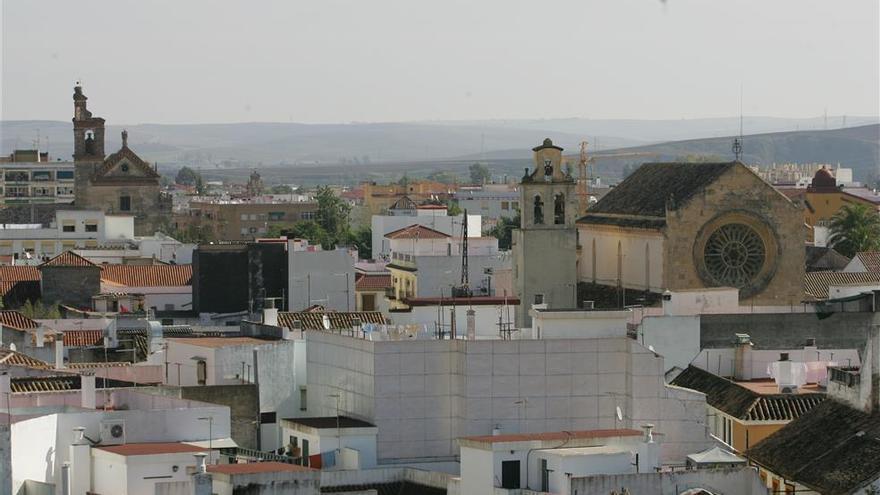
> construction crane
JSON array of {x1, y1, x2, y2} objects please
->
[
  {"x1": 451, "y1": 209, "x2": 472, "y2": 298},
  {"x1": 572, "y1": 142, "x2": 659, "y2": 215}
]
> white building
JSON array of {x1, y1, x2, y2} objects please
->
[
  {"x1": 6, "y1": 384, "x2": 230, "y2": 495},
  {"x1": 453, "y1": 188, "x2": 520, "y2": 229},
  {"x1": 457, "y1": 428, "x2": 659, "y2": 495},
  {"x1": 160, "y1": 334, "x2": 306, "y2": 452},
  {"x1": 280, "y1": 416, "x2": 379, "y2": 469},
  {"x1": 305, "y1": 309, "x2": 711, "y2": 465},
  {"x1": 371, "y1": 210, "x2": 481, "y2": 259},
  {"x1": 0, "y1": 210, "x2": 134, "y2": 262},
  {"x1": 288, "y1": 241, "x2": 357, "y2": 312},
  {"x1": 0, "y1": 157, "x2": 76, "y2": 205}
]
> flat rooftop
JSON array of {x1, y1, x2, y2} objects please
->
[
  {"x1": 283, "y1": 415, "x2": 375, "y2": 429},
  {"x1": 207, "y1": 461, "x2": 315, "y2": 475},
  {"x1": 461, "y1": 429, "x2": 643, "y2": 445},
  {"x1": 95, "y1": 442, "x2": 207, "y2": 456}
]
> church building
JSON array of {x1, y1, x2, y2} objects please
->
[
  {"x1": 512, "y1": 139, "x2": 579, "y2": 327},
  {"x1": 577, "y1": 161, "x2": 805, "y2": 305},
  {"x1": 72, "y1": 84, "x2": 169, "y2": 236}
]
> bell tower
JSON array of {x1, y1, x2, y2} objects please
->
[
  {"x1": 72, "y1": 84, "x2": 105, "y2": 162},
  {"x1": 513, "y1": 138, "x2": 579, "y2": 327}
]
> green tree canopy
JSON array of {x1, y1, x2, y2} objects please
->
[
  {"x1": 469, "y1": 163, "x2": 491, "y2": 185},
  {"x1": 175, "y1": 166, "x2": 201, "y2": 186},
  {"x1": 315, "y1": 186, "x2": 352, "y2": 242},
  {"x1": 427, "y1": 170, "x2": 460, "y2": 184},
  {"x1": 271, "y1": 184, "x2": 294, "y2": 194},
  {"x1": 827, "y1": 203, "x2": 880, "y2": 258},
  {"x1": 488, "y1": 213, "x2": 520, "y2": 250}
]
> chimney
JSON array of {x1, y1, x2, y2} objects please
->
[
  {"x1": 637, "y1": 424, "x2": 660, "y2": 473},
  {"x1": 192, "y1": 453, "x2": 212, "y2": 495},
  {"x1": 55, "y1": 338, "x2": 65, "y2": 369},
  {"x1": 262, "y1": 299, "x2": 278, "y2": 327},
  {"x1": 81, "y1": 374, "x2": 96, "y2": 409},
  {"x1": 803, "y1": 337, "x2": 818, "y2": 362},
  {"x1": 0, "y1": 373, "x2": 10, "y2": 398},
  {"x1": 61, "y1": 463, "x2": 71, "y2": 495},
  {"x1": 466, "y1": 309, "x2": 476, "y2": 340},
  {"x1": 69, "y1": 427, "x2": 91, "y2": 495},
  {"x1": 733, "y1": 333, "x2": 753, "y2": 380},
  {"x1": 641, "y1": 424, "x2": 655, "y2": 444},
  {"x1": 351, "y1": 317, "x2": 362, "y2": 338},
  {"x1": 35, "y1": 326, "x2": 45, "y2": 348}
]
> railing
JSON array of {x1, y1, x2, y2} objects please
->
[
  {"x1": 220, "y1": 447, "x2": 297, "y2": 464},
  {"x1": 829, "y1": 366, "x2": 860, "y2": 387}
]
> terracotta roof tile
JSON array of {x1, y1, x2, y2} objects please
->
[
  {"x1": 166, "y1": 337, "x2": 272, "y2": 349},
  {"x1": 101, "y1": 264, "x2": 193, "y2": 287},
  {"x1": 355, "y1": 273, "x2": 392, "y2": 291},
  {"x1": 0, "y1": 310, "x2": 38, "y2": 331},
  {"x1": 854, "y1": 251, "x2": 880, "y2": 272},
  {"x1": 278, "y1": 311, "x2": 388, "y2": 330},
  {"x1": 0, "y1": 266, "x2": 40, "y2": 282},
  {"x1": 39, "y1": 251, "x2": 100, "y2": 269},
  {"x1": 804, "y1": 271, "x2": 880, "y2": 299},
  {"x1": 95, "y1": 442, "x2": 207, "y2": 456},
  {"x1": 0, "y1": 348, "x2": 50, "y2": 368},
  {"x1": 384, "y1": 224, "x2": 449, "y2": 240},
  {"x1": 63, "y1": 329, "x2": 105, "y2": 348}
]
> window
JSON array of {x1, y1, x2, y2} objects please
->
[
  {"x1": 196, "y1": 360, "x2": 207, "y2": 386},
  {"x1": 501, "y1": 461, "x2": 520, "y2": 489},
  {"x1": 4, "y1": 171, "x2": 28, "y2": 182},
  {"x1": 240, "y1": 214, "x2": 248, "y2": 221},
  {"x1": 362, "y1": 294, "x2": 376, "y2": 311},
  {"x1": 85, "y1": 223, "x2": 98, "y2": 232},
  {"x1": 301, "y1": 211, "x2": 316, "y2": 220},
  {"x1": 299, "y1": 387, "x2": 307, "y2": 411},
  {"x1": 56, "y1": 170, "x2": 74, "y2": 180},
  {"x1": 63, "y1": 225, "x2": 76, "y2": 233},
  {"x1": 534, "y1": 293, "x2": 544, "y2": 305},
  {"x1": 554, "y1": 193, "x2": 565, "y2": 224},
  {"x1": 260, "y1": 412, "x2": 277, "y2": 424},
  {"x1": 240, "y1": 228, "x2": 249, "y2": 235},
  {"x1": 533, "y1": 195, "x2": 544, "y2": 224},
  {"x1": 268, "y1": 211, "x2": 285, "y2": 221},
  {"x1": 119, "y1": 195, "x2": 131, "y2": 211},
  {"x1": 501, "y1": 201, "x2": 509, "y2": 211},
  {"x1": 32, "y1": 171, "x2": 52, "y2": 181}
]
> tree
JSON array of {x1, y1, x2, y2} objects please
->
[
  {"x1": 427, "y1": 170, "x2": 459, "y2": 184},
  {"x1": 175, "y1": 166, "x2": 201, "y2": 186},
  {"x1": 488, "y1": 213, "x2": 520, "y2": 250},
  {"x1": 827, "y1": 203, "x2": 880, "y2": 258},
  {"x1": 315, "y1": 186, "x2": 352, "y2": 244},
  {"x1": 341, "y1": 227, "x2": 373, "y2": 260},
  {"x1": 271, "y1": 184, "x2": 294, "y2": 194},
  {"x1": 447, "y1": 201, "x2": 462, "y2": 216},
  {"x1": 469, "y1": 163, "x2": 491, "y2": 185}
]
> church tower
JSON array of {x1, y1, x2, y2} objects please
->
[
  {"x1": 72, "y1": 84, "x2": 105, "y2": 162},
  {"x1": 513, "y1": 138, "x2": 579, "y2": 328}
]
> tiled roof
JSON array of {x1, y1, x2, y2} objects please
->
[
  {"x1": 63, "y1": 329, "x2": 105, "y2": 348},
  {"x1": 101, "y1": 264, "x2": 193, "y2": 287},
  {"x1": 323, "y1": 481, "x2": 445, "y2": 495},
  {"x1": 461, "y1": 429, "x2": 643, "y2": 445},
  {"x1": 66, "y1": 361, "x2": 132, "y2": 369},
  {"x1": 854, "y1": 251, "x2": 880, "y2": 272},
  {"x1": 39, "y1": 251, "x2": 100, "y2": 269},
  {"x1": 0, "y1": 349, "x2": 50, "y2": 368},
  {"x1": 95, "y1": 442, "x2": 207, "y2": 456},
  {"x1": 277, "y1": 311, "x2": 388, "y2": 330},
  {"x1": 578, "y1": 162, "x2": 738, "y2": 227},
  {"x1": 388, "y1": 195, "x2": 418, "y2": 210},
  {"x1": 0, "y1": 266, "x2": 40, "y2": 282},
  {"x1": 748, "y1": 400, "x2": 880, "y2": 495},
  {"x1": 96, "y1": 145, "x2": 160, "y2": 179},
  {"x1": 207, "y1": 461, "x2": 315, "y2": 474},
  {"x1": 671, "y1": 366, "x2": 825, "y2": 421},
  {"x1": 0, "y1": 310, "x2": 38, "y2": 331},
  {"x1": 805, "y1": 246, "x2": 850, "y2": 272},
  {"x1": 355, "y1": 273, "x2": 391, "y2": 291},
  {"x1": 804, "y1": 271, "x2": 880, "y2": 300},
  {"x1": 11, "y1": 375, "x2": 78, "y2": 393},
  {"x1": 384, "y1": 224, "x2": 449, "y2": 240}
]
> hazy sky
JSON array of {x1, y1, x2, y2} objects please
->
[{"x1": 2, "y1": 0, "x2": 878, "y2": 124}]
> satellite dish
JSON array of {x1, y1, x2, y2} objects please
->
[
  {"x1": 616, "y1": 406, "x2": 623, "y2": 422},
  {"x1": 648, "y1": 345, "x2": 655, "y2": 352},
  {"x1": 8, "y1": 343, "x2": 16, "y2": 352},
  {"x1": 322, "y1": 314, "x2": 331, "y2": 330}
]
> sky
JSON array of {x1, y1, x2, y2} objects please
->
[{"x1": 1, "y1": 0, "x2": 878, "y2": 124}]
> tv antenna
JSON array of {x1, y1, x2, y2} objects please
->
[{"x1": 732, "y1": 85, "x2": 744, "y2": 161}]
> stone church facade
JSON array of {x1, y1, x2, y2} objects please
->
[
  {"x1": 71, "y1": 85, "x2": 169, "y2": 236},
  {"x1": 577, "y1": 161, "x2": 805, "y2": 305},
  {"x1": 513, "y1": 139, "x2": 580, "y2": 327}
]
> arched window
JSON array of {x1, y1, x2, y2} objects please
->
[
  {"x1": 554, "y1": 193, "x2": 565, "y2": 225},
  {"x1": 84, "y1": 130, "x2": 96, "y2": 155},
  {"x1": 533, "y1": 195, "x2": 544, "y2": 224}
]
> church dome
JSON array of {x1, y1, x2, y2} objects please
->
[{"x1": 810, "y1": 167, "x2": 836, "y2": 189}]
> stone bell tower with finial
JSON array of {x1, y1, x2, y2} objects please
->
[
  {"x1": 512, "y1": 138, "x2": 579, "y2": 328},
  {"x1": 72, "y1": 83, "x2": 106, "y2": 162}
]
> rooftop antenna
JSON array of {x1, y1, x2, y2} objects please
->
[{"x1": 732, "y1": 85, "x2": 744, "y2": 162}]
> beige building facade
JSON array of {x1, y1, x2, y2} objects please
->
[{"x1": 578, "y1": 161, "x2": 805, "y2": 305}]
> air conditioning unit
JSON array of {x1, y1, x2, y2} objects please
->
[
  {"x1": 100, "y1": 420, "x2": 126, "y2": 445},
  {"x1": 779, "y1": 385, "x2": 798, "y2": 394}
]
